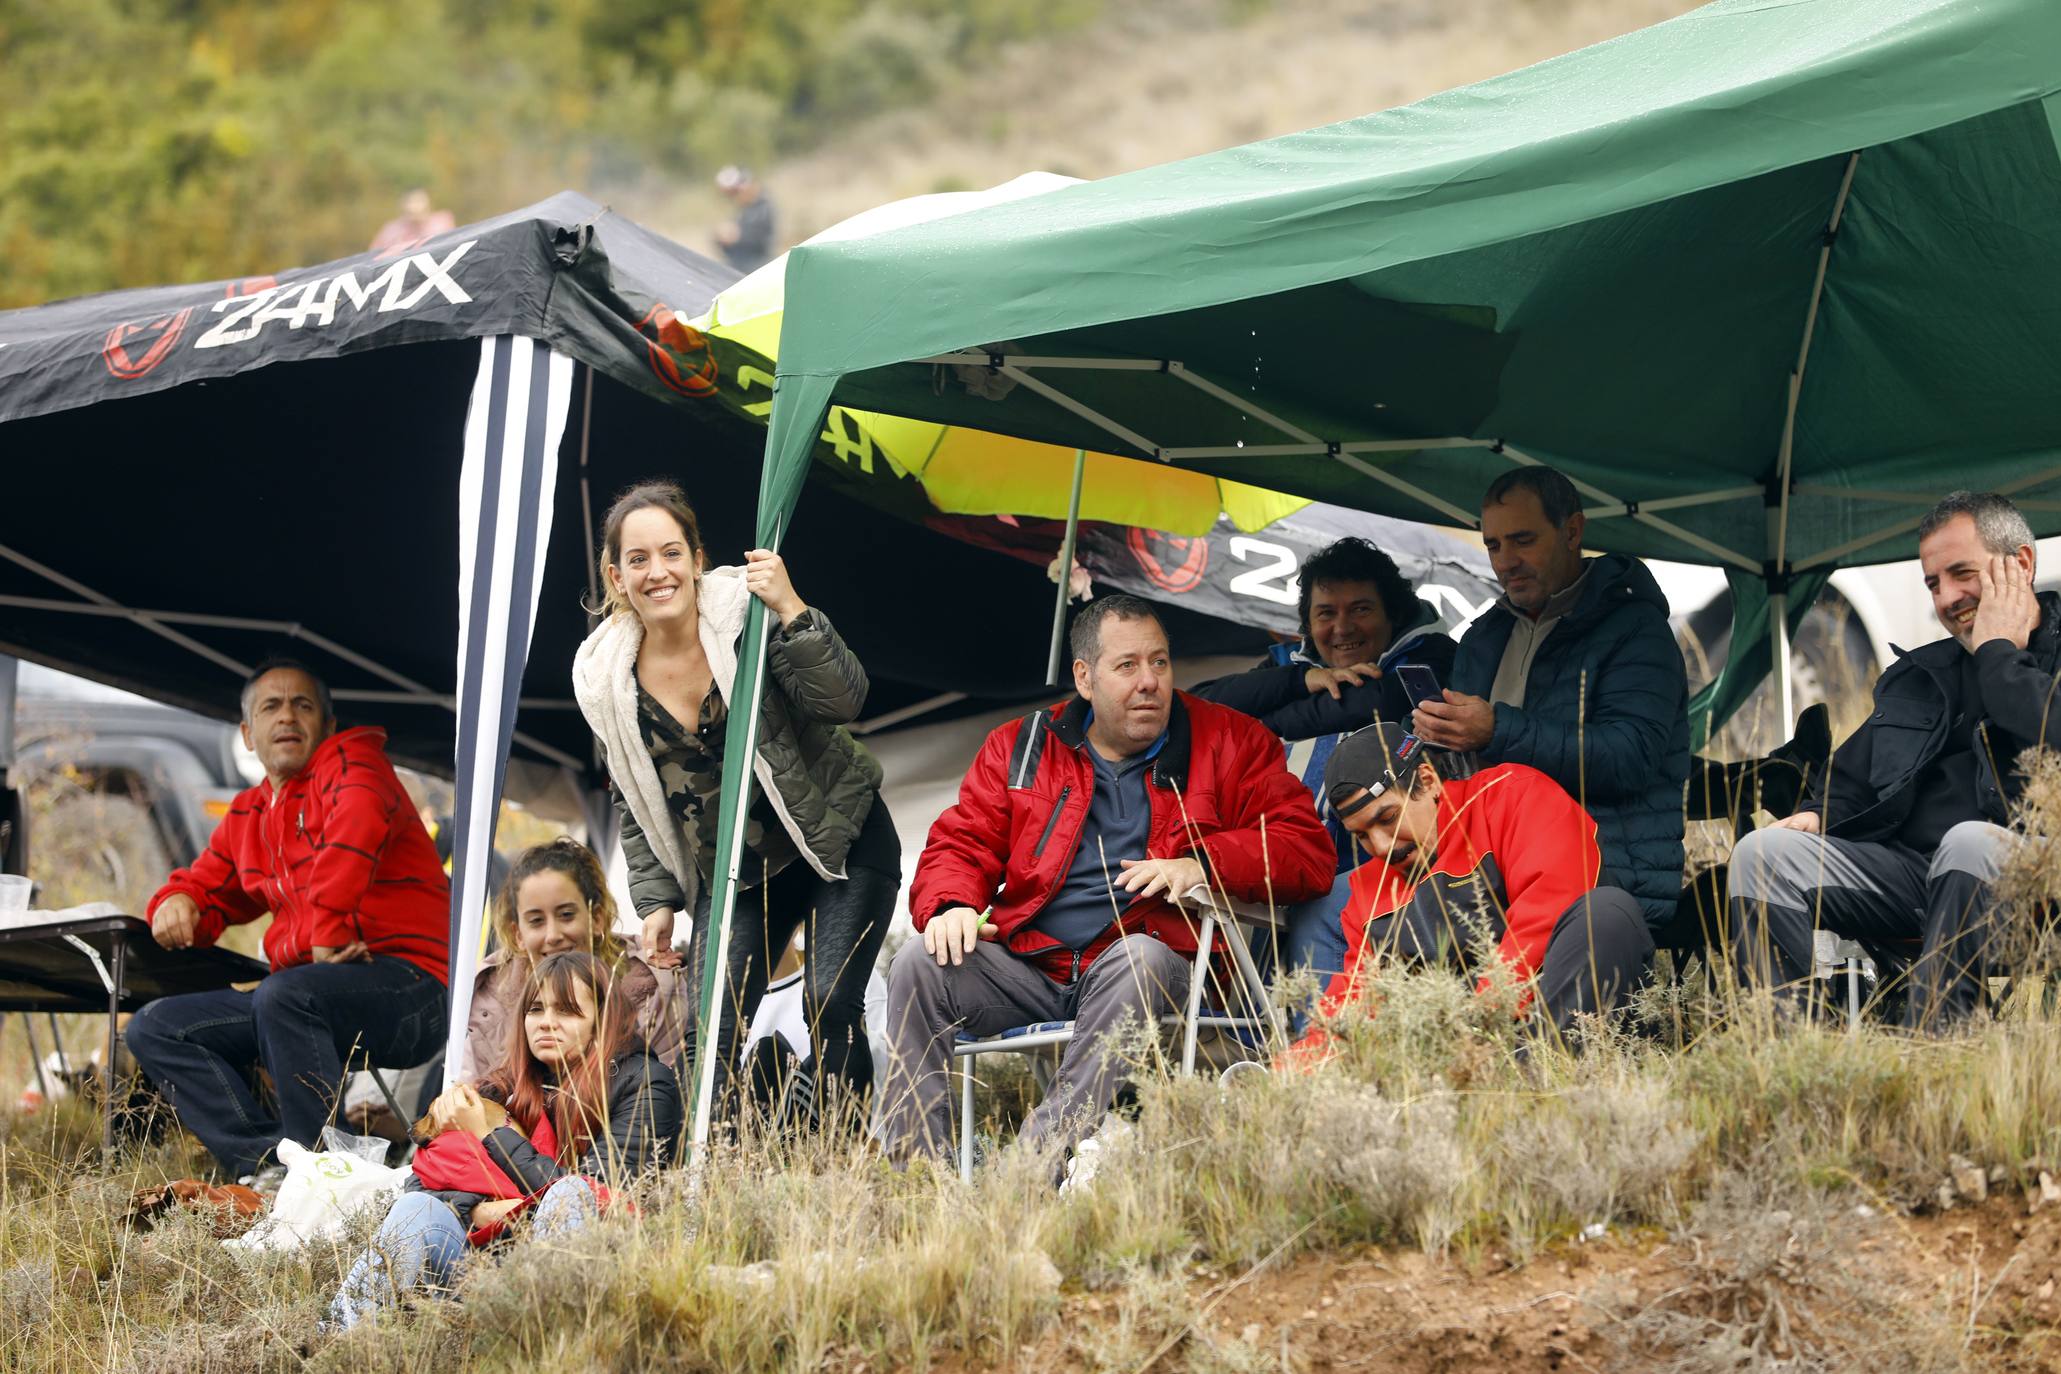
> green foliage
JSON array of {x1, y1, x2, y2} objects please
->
[{"x1": 0, "y1": 0, "x2": 1107, "y2": 308}]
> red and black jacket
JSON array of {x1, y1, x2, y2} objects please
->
[
  {"x1": 910, "y1": 691, "x2": 1334, "y2": 984},
  {"x1": 146, "y1": 726, "x2": 451, "y2": 982},
  {"x1": 1321, "y1": 763, "x2": 1602, "y2": 1015}
]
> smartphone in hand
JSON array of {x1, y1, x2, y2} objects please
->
[{"x1": 1396, "y1": 664, "x2": 1443, "y2": 710}]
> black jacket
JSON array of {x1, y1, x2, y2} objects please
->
[
  {"x1": 1450, "y1": 554, "x2": 1690, "y2": 926},
  {"x1": 1193, "y1": 602, "x2": 1459, "y2": 739},
  {"x1": 1807, "y1": 591, "x2": 2061, "y2": 844}
]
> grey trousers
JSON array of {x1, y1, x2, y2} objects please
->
[
  {"x1": 1728, "y1": 820, "x2": 2012, "y2": 1030},
  {"x1": 872, "y1": 933, "x2": 1191, "y2": 1165}
]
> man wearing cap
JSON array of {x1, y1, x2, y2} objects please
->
[
  {"x1": 713, "y1": 165, "x2": 777, "y2": 273},
  {"x1": 1194, "y1": 536, "x2": 1460, "y2": 983},
  {"x1": 1309, "y1": 720, "x2": 1654, "y2": 1039},
  {"x1": 1410, "y1": 466, "x2": 1690, "y2": 931}
]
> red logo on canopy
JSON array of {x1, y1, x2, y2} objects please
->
[
  {"x1": 1126, "y1": 528, "x2": 1209, "y2": 594},
  {"x1": 637, "y1": 304, "x2": 719, "y2": 397},
  {"x1": 102, "y1": 308, "x2": 195, "y2": 380}
]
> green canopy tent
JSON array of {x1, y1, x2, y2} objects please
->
[{"x1": 688, "y1": 0, "x2": 2061, "y2": 1142}]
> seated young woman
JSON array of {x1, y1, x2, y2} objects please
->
[
  {"x1": 324, "y1": 951, "x2": 683, "y2": 1331},
  {"x1": 466, "y1": 837, "x2": 685, "y2": 1078}
]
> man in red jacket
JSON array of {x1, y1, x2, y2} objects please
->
[
  {"x1": 125, "y1": 660, "x2": 450, "y2": 1179},
  {"x1": 874, "y1": 596, "x2": 1334, "y2": 1170},
  {"x1": 1300, "y1": 721, "x2": 1652, "y2": 1051}
]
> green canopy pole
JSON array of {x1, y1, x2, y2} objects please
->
[
  {"x1": 1045, "y1": 448, "x2": 1087, "y2": 685},
  {"x1": 1767, "y1": 497, "x2": 1795, "y2": 733},
  {"x1": 1766, "y1": 151, "x2": 1858, "y2": 740},
  {"x1": 689, "y1": 370, "x2": 839, "y2": 1151}
]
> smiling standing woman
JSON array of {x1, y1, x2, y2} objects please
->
[{"x1": 572, "y1": 480, "x2": 899, "y2": 1129}]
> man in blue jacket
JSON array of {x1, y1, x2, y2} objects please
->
[
  {"x1": 1730, "y1": 492, "x2": 2056, "y2": 1029},
  {"x1": 1194, "y1": 537, "x2": 1458, "y2": 978},
  {"x1": 1411, "y1": 466, "x2": 1690, "y2": 930}
]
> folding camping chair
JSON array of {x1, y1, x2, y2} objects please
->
[
  {"x1": 952, "y1": 883, "x2": 1287, "y2": 1182},
  {"x1": 1813, "y1": 931, "x2": 1868, "y2": 1031}
]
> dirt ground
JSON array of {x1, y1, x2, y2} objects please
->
[{"x1": 923, "y1": 1194, "x2": 2061, "y2": 1373}]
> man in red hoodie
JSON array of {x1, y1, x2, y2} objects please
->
[
  {"x1": 1305, "y1": 720, "x2": 1653, "y2": 1046},
  {"x1": 874, "y1": 596, "x2": 1334, "y2": 1170},
  {"x1": 125, "y1": 660, "x2": 450, "y2": 1179}
]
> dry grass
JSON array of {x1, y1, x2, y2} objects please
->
[
  {"x1": 6, "y1": 956, "x2": 2061, "y2": 1371},
  {"x1": 13, "y1": 668, "x2": 2061, "y2": 1370}
]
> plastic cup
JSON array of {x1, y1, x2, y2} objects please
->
[{"x1": 0, "y1": 875, "x2": 29, "y2": 914}]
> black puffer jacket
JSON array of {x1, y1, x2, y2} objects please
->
[
  {"x1": 1807, "y1": 591, "x2": 2061, "y2": 842},
  {"x1": 1451, "y1": 554, "x2": 1690, "y2": 926}
]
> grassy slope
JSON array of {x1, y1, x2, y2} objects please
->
[
  {"x1": 624, "y1": 0, "x2": 1701, "y2": 262},
  {"x1": 9, "y1": 971, "x2": 2061, "y2": 1371}
]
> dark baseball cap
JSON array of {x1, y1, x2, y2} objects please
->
[{"x1": 1323, "y1": 719, "x2": 1428, "y2": 820}]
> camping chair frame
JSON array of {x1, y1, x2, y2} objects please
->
[{"x1": 951, "y1": 883, "x2": 1286, "y2": 1182}]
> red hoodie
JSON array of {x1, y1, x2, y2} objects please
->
[
  {"x1": 147, "y1": 726, "x2": 450, "y2": 982},
  {"x1": 1319, "y1": 763, "x2": 1602, "y2": 1017}
]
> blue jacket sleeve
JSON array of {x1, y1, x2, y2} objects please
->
[{"x1": 1486, "y1": 608, "x2": 1686, "y2": 802}]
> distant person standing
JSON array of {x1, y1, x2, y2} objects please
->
[
  {"x1": 371, "y1": 188, "x2": 457, "y2": 254},
  {"x1": 713, "y1": 166, "x2": 777, "y2": 273}
]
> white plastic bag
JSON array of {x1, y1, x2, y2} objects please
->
[
  {"x1": 318, "y1": 1125, "x2": 394, "y2": 1167},
  {"x1": 225, "y1": 1138, "x2": 408, "y2": 1253}
]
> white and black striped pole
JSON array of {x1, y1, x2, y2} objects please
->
[{"x1": 444, "y1": 334, "x2": 572, "y2": 1086}]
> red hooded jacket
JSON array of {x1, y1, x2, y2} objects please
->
[
  {"x1": 910, "y1": 691, "x2": 1334, "y2": 983},
  {"x1": 146, "y1": 726, "x2": 450, "y2": 982},
  {"x1": 1318, "y1": 763, "x2": 1602, "y2": 1017}
]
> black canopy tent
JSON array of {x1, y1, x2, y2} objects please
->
[{"x1": 0, "y1": 193, "x2": 1271, "y2": 1083}]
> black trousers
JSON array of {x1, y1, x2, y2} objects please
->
[
  {"x1": 685, "y1": 795, "x2": 900, "y2": 1118},
  {"x1": 1362, "y1": 886, "x2": 1654, "y2": 1035}
]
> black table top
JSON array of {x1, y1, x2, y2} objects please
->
[{"x1": 0, "y1": 914, "x2": 269, "y2": 1013}]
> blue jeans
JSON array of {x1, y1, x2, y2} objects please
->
[
  {"x1": 326, "y1": 1177, "x2": 598, "y2": 1331},
  {"x1": 1281, "y1": 871, "x2": 1354, "y2": 984},
  {"x1": 125, "y1": 956, "x2": 445, "y2": 1177}
]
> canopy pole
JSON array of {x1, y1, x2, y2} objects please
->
[
  {"x1": 1046, "y1": 449, "x2": 1088, "y2": 685},
  {"x1": 1766, "y1": 506, "x2": 1795, "y2": 731},
  {"x1": 1764, "y1": 150, "x2": 1859, "y2": 739},
  {"x1": 442, "y1": 335, "x2": 572, "y2": 1088},
  {"x1": 578, "y1": 364, "x2": 601, "y2": 630},
  {"x1": 690, "y1": 525, "x2": 779, "y2": 1153},
  {"x1": 1497, "y1": 443, "x2": 1759, "y2": 573},
  {"x1": 1773, "y1": 151, "x2": 1861, "y2": 575}
]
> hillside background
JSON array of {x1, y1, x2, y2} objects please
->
[{"x1": 3, "y1": 0, "x2": 1697, "y2": 310}]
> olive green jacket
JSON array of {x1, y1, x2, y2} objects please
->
[{"x1": 572, "y1": 566, "x2": 883, "y2": 918}]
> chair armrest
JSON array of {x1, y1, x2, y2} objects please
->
[{"x1": 1179, "y1": 883, "x2": 1287, "y2": 930}]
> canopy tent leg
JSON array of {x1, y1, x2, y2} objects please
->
[
  {"x1": 441, "y1": 335, "x2": 573, "y2": 1087},
  {"x1": 1762, "y1": 151, "x2": 1860, "y2": 739},
  {"x1": 1768, "y1": 587, "x2": 1795, "y2": 732},
  {"x1": 691, "y1": 369, "x2": 840, "y2": 1153},
  {"x1": 1046, "y1": 449, "x2": 1088, "y2": 685}
]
